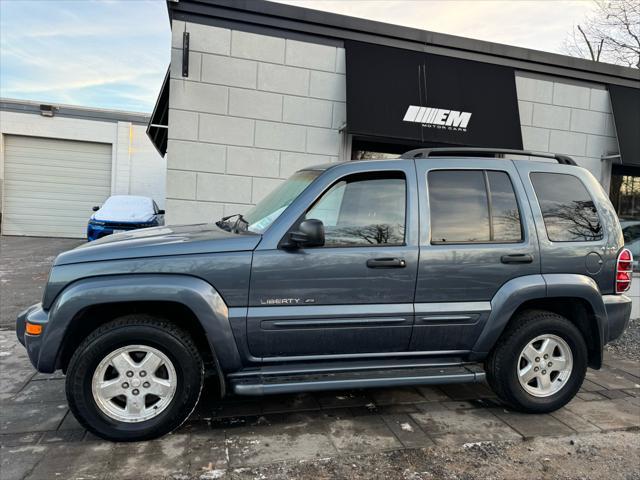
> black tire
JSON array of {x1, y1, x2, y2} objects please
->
[
  {"x1": 485, "y1": 309, "x2": 587, "y2": 413},
  {"x1": 65, "y1": 315, "x2": 204, "y2": 441}
]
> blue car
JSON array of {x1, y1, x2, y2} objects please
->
[{"x1": 87, "y1": 195, "x2": 165, "y2": 241}]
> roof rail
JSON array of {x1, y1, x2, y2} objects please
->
[{"x1": 399, "y1": 147, "x2": 577, "y2": 166}]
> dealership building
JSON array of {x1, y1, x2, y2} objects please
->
[
  {"x1": 147, "y1": 0, "x2": 640, "y2": 227},
  {"x1": 1, "y1": 0, "x2": 639, "y2": 239}
]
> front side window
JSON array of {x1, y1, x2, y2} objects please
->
[
  {"x1": 530, "y1": 172, "x2": 602, "y2": 242},
  {"x1": 428, "y1": 170, "x2": 522, "y2": 244},
  {"x1": 305, "y1": 172, "x2": 406, "y2": 247}
]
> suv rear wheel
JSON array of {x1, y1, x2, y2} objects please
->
[
  {"x1": 66, "y1": 315, "x2": 204, "y2": 441},
  {"x1": 486, "y1": 309, "x2": 587, "y2": 413}
]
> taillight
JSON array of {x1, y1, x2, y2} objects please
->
[{"x1": 615, "y1": 249, "x2": 633, "y2": 294}]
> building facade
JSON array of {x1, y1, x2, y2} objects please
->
[
  {"x1": 0, "y1": 99, "x2": 165, "y2": 238},
  {"x1": 162, "y1": 20, "x2": 346, "y2": 224},
  {"x1": 148, "y1": 0, "x2": 639, "y2": 227}
]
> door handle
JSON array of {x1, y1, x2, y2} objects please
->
[
  {"x1": 501, "y1": 253, "x2": 533, "y2": 264},
  {"x1": 366, "y1": 257, "x2": 406, "y2": 268}
]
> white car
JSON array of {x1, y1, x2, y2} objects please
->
[{"x1": 87, "y1": 195, "x2": 165, "y2": 241}]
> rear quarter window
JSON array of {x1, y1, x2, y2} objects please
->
[{"x1": 530, "y1": 172, "x2": 603, "y2": 242}]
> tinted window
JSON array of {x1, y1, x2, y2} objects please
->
[
  {"x1": 488, "y1": 171, "x2": 522, "y2": 242},
  {"x1": 429, "y1": 170, "x2": 490, "y2": 243},
  {"x1": 531, "y1": 172, "x2": 602, "y2": 242},
  {"x1": 305, "y1": 173, "x2": 405, "y2": 247},
  {"x1": 428, "y1": 170, "x2": 522, "y2": 244}
]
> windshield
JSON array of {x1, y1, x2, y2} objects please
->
[
  {"x1": 94, "y1": 196, "x2": 155, "y2": 222},
  {"x1": 243, "y1": 170, "x2": 321, "y2": 233}
]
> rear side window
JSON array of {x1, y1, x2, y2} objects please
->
[
  {"x1": 428, "y1": 170, "x2": 522, "y2": 244},
  {"x1": 530, "y1": 172, "x2": 602, "y2": 242}
]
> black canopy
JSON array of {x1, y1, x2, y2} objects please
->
[
  {"x1": 147, "y1": 68, "x2": 170, "y2": 156},
  {"x1": 345, "y1": 41, "x2": 523, "y2": 149},
  {"x1": 609, "y1": 84, "x2": 640, "y2": 167}
]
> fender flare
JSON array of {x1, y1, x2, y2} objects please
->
[
  {"x1": 471, "y1": 274, "x2": 546, "y2": 356},
  {"x1": 471, "y1": 273, "x2": 606, "y2": 366},
  {"x1": 544, "y1": 273, "x2": 606, "y2": 368},
  {"x1": 40, "y1": 274, "x2": 243, "y2": 375}
]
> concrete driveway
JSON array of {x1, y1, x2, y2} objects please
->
[
  {"x1": 1, "y1": 236, "x2": 639, "y2": 480},
  {"x1": 0, "y1": 236, "x2": 82, "y2": 328}
]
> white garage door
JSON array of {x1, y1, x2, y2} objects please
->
[{"x1": 3, "y1": 135, "x2": 112, "y2": 238}]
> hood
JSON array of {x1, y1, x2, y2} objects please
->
[{"x1": 55, "y1": 223, "x2": 261, "y2": 266}]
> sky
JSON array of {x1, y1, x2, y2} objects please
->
[{"x1": 0, "y1": 0, "x2": 597, "y2": 114}]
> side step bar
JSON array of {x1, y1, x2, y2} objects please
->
[{"x1": 231, "y1": 365, "x2": 486, "y2": 396}]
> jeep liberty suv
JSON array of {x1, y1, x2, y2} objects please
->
[{"x1": 16, "y1": 148, "x2": 632, "y2": 441}]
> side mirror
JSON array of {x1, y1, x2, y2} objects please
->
[
  {"x1": 288, "y1": 219, "x2": 325, "y2": 248},
  {"x1": 92, "y1": 206, "x2": 100, "y2": 211},
  {"x1": 157, "y1": 209, "x2": 165, "y2": 215}
]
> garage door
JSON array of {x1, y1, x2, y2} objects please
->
[{"x1": 3, "y1": 135, "x2": 112, "y2": 238}]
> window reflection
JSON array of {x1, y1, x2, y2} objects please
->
[
  {"x1": 429, "y1": 170, "x2": 490, "y2": 243},
  {"x1": 610, "y1": 173, "x2": 640, "y2": 220},
  {"x1": 610, "y1": 170, "x2": 640, "y2": 269},
  {"x1": 488, "y1": 171, "x2": 523, "y2": 242},
  {"x1": 305, "y1": 174, "x2": 406, "y2": 247},
  {"x1": 531, "y1": 172, "x2": 602, "y2": 242},
  {"x1": 428, "y1": 170, "x2": 522, "y2": 244}
]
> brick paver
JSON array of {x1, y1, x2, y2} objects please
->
[{"x1": 1, "y1": 326, "x2": 639, "y2": 480}]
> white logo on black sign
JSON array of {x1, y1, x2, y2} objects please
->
[{"x1": 403, "y1": 106, "x2": 472, "y2": 132}]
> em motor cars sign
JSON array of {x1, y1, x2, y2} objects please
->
[{"x1": 345, "y1": 40, "x2": 523, "y2": 149}]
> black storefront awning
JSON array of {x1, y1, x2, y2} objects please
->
[
  {"x1": 609, "y1": 84, "x2": 640, "y2": 167},
  {"x1": 345, "y1": 41, "x2": 523, "y2": 150},
  {"x1": 147, "y1": 68, "x2": 170, "y2": 156}
]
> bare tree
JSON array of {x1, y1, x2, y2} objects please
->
[{"x1": 564, "y1": 0, "x2": 639, "y2": 68}]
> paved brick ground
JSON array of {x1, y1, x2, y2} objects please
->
[
  {"x1": 1, "y1": 328, "x2": 639, "y2": 480},
  {"x1": 1, "y1": 236, "x2": 639, "y2": 479}
]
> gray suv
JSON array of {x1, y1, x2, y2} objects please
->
[{"x1": 16, "y1": 148, "x2": 632, "y2": 441}]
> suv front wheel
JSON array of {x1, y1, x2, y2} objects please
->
[
  {"x1": 486, "y1": 309, "x2": 587, "y2": 413},
  {"x1": 66, "y1": 315, "x2": 204, "y2": 441}
]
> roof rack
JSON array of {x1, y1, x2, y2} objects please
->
[{"x1": 399, "y1": 147, "x2": 577, "y2": 166}]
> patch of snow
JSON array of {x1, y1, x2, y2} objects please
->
[
  {"x1": 200, "y1": 469, "x2": 226, "y2": 479},
  {"x1": 463, "y1": 441, "x2": 493, "y2": 449},
  {"x1": 400, "y1": 422, "x2": 414, "y2": 432}
]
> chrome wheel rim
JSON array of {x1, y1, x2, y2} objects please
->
[
  {"x1": 517, "y1": 334, "x2": 573, "y2": 398},
  {"x1": 91, "y1": 345, "x2": 177, "y2": 423}
]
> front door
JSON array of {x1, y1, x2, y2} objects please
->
[
  {"x1": 248, "y1": 162, "x2": 419, "y2": 359},
  {"x1": 412, "y1": 159, "x2": 540, "y2": 353}
]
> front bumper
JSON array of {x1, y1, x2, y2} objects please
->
[
  {"x1": 16, "y1": 303, "x2": 53, "y2": 372},
  {"x1": 87, "y1": 221, "x2": 157, "y2": 241},
  {"x1": 603, "y1": 294, "x2": 632, "y2": 343}
]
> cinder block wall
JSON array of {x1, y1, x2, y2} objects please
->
[
  {"x1": 516, "y1": 71, "x2": 619, "y2": 187},
  {"x1": 166, "y1": 21, "x2": 346, "y2": 225}
]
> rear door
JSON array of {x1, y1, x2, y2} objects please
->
[
  {"x1": 412, "y1": 158, "x2": 540, "y2": 353},
  {"x1": 247, "y1": 161, "x2": 420, "y2": 359}
]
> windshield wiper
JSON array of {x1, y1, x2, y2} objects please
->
[{"x1": 215, "y1": 213, "x2": 249, "y2": 233}]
